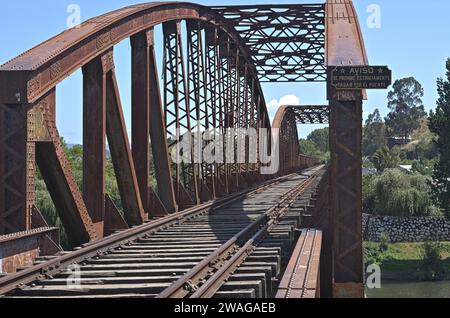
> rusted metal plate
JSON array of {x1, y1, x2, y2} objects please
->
[
  {"x1": 0, "y1": 227, "x2": 59, "y2": 273},
  {"x1": 325, "y1": 0, "x2": 368, "y2": 67},
  {"x1": 276, "y1": 229, "x2": 322, "y2": 298},
  {"x1": 147, "y1": 34, "x2": 177, "y2": 213},
  {"x1": 327, "y1": 97, "x2": 364, "y2": 298},
  {"x1": 104, "y1": 194, "x2": 129, "y2": 236},
  {"x1": 333, "y1": 282, "x2": 365, "y2": 298}
]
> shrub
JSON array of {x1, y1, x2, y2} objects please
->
[
  {"x1": 371, "y1": 146, "x2": 401, "y2": 172},
  {"x1": 379, "y1": 233, "x2": 390, "y2": 252},
  {"x1": 363, "y1": 242, "x2": 384, "y2": 266},
  {"x1": 419, "y1": 241, "x2": 445, "y2": 280}
]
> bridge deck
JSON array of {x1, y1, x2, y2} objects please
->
[{"x1": 0, "y1": 167, "x2": 324, "y2": 298}]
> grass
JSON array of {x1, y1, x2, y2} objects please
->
[{"x1": 364, "y1": 242, "x2": 450, "y2": 281}]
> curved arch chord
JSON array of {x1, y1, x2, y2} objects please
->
[{"x1": 272, "y1": 106, "x2": 320, "y2": 176}]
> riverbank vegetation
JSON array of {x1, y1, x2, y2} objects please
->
[
  {"x1": 361, "y1": 64, "x2": 450, "y2": 218},
  {"x1": 361, "y1": 60, "x2": 450, "y2": 282},
  {"x1": 364, "y1": 241, "x2": 450, "y2": 281}
]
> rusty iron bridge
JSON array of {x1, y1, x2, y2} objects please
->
[{"x1": 0, "y1": 0, "x2": 373, "y2": 298}]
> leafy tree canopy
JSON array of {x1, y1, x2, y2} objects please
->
[
  {"x1": 363, "y1": 109, "x2": 387, "y2": 156},
  {"x1": 429, "y1": 58, "x2": 450, "y2": 217},
  {"x1": 306, "y1": 127, "x2": 329, "y2": 153},
  {"x1": 371, "y1": 146, "x2": 401, "y2": 173},
  {"x1": 363, "y1": 169, "x2": 441, "y2": 217},
  {"x1": 385, "y1": 77, "x2": 427, "y2": 143}
]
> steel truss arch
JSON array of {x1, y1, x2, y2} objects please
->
[{"x1": 0, "y1": 2, "x2": 308, "y2": 245}]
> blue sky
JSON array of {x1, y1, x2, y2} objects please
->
[{"x1": 1, "y1": 0, "x2": 450, "y2": 142}]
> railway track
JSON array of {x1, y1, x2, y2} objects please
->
[{"x1": 0, "y1": 166, "x2": 324, "y2": 298}]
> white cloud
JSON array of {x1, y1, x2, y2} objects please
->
[
  {"x1": 267, "y1": 94, "x2": 301, "y2": 123},
  {"x1": 268, "y1": 94, "x2": 300, "y2": 112}
]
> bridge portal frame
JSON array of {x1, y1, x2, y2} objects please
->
[
  {"x1": 0, "y1": 0, "x2": 370, "y2": 299},
  {"x1": 326, "y1": 0, "x2": 368, "y2": 298}
]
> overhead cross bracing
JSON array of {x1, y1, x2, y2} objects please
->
[
  {"x1": 287, "y1": 105, "x2": 329, "y2": 124},
  {"x1": 210, "y1": 4, "x2": 326, "y2": 82}
]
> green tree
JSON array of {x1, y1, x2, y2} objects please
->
[
  {"x1": 363, "y1": 109, "x2": 387, "y2": 156},
  {"x1": 385, "y1": 77, "x2": 427, "y2": 143},
  {"x1": 299, "y1": 139, "x2": 318, "y2": 156},
  {"x1": 412, "y1": 158, "x2": 436, "y2": 176},
  {"x1": 364, "y1": 169, "x2": 440, "y2": 217},
  {"x1": 307, "y1": 128, "x2": 329, "y2": 153},
  {"x1": 371, "y1": 146, "x2": 401, "y2": 173},
  {"x1": 429, "y1": 58, "x2": 450, "y2": 218}
]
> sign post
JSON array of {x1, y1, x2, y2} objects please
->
[{"x1": 329, "y1": 66, "x2": 392, "y2": 90}]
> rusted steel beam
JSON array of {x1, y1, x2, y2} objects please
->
[
  {"x1": 131, "y1": 28, "x2": 168, "y2": 217},
  {"x1": 230, "y1": 47, "x2": 240, "y2": 191},
  {"x1": 130, "y1": 29, "x2": 168, "y2": 218},
  {"x1": 0, "y1": 3, "x2": 257, "y2": 103},
  {"x1": 326, "y1": 0, "x2": 366, "y2": 298},
  {"x1": 131, "y1": 30, "x2": 151, "y2": 217},
  {"x1": 35, "y1": 90, "x2": 97, "y2": 247},
  {"x1": 0, "y1": 72, "x2": 34, "y2": 234},
  {"x1": 325, "y1": 0, "x2": 368, "y2": 66},
  {"x1": 82, "y1": 56, "x2": 107, "y2": 238},
  {"x1": 146, "y1": 31, "x2": 178, "y2": 214},
  {"x1": 329, "y1": 96, "x2": 364, "y2": 298},
  {"x1": 217, "y1": 31, "x2": 230, "y2": 193},
  {"x1": 104, "y1": 50, "x2": 146, "y2": 226}
]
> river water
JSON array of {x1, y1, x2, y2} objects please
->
[{"x1": 366, "y1": 281, "x2": 450, "y2": 298}]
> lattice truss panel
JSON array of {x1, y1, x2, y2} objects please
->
[
  {"x1": 287, "y1": 105, "x2": 329, "y2": 124},
  {"x1": 278, "y1": 110, "x2": 301, "y2": 172},
  {"x1": 211, "y1": 4, "x2": 326, "y2": 82},
  {"x1": 162, "y1": 20, "x2": 263, "y2": 204}
]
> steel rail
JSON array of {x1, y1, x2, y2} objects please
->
[
  {"x1": 157, "y1": 170, "x2": 320, "y2": 298},
  {"x1": 191, "y1": 176, "x2": 318, "y2": 298},
  {"x1": 0, "y1": 171, "x2": 302, "y2": 296}
]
